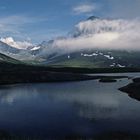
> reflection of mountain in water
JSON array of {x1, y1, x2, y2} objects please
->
[
  {"x1": 0, "y1": 77, "x2": 140, "y2": 138},
  {"x1": 76, "y1": 103, "x2": 118, "y2": 120},
  {"x1": 0, "y1": 77, "x2": 139, "y2": 122}
]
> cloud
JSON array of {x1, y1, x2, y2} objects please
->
[
  {"x1": 73, "y1": 3, "x2": 96, "y2": 14},
  {"x1": 0, "y1": 37, "x2": 33, "y2": 49},
  {"x1": 45, "y1": 18, "x2": 140, "y2": 54}
]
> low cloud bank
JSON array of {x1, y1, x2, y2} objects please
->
[{"x1": 48, "y1": 18, "x2": 140, "y2": 54}]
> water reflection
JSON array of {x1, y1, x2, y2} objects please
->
[
  {"x1": 0, "y1": 79, "x2": 138, "y2": 119},
  {"x1": 0, "y1": 76, "x2": 139, "y2": 137},
  {"x1": 0, "y1": 85, "x2": 39, "y2": 104}
]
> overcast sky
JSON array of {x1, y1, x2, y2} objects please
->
[{"x1": 0, "y1": 0, "x2": 139, "y2": 42}]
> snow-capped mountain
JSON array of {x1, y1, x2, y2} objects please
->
[
  {"x1": 0, "y1": 40, "x2": 20, "y2": 54},
  {"x1": 0, "y1": 16, "x2": 140, "y2": 68},
  {"x1": 0, "y1": 37, "x2": 40, "y2": 61},
  {"x1": 36, "y1": 15, "x2": 139, "y2": 57},
  {"x1": 35, "y1": 16, "x2": 140, "y2": 68},
  {"x1": 0, "y1": 37, "x2": 33, "y2": 50}
]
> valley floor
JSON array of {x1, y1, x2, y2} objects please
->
[{"x1": 0, "y1": 62, "x2": 140, "y2": 85}]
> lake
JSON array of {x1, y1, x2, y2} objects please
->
[{"x1": 0, "y1": 73, "x2": 140, "y2": 139}]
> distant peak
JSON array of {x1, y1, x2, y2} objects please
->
[{"x1": 87, "y1": 16, "x2": 99, "y2": 20}]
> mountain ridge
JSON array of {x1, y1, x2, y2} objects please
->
[{"x1": 0, "y1": 16, "x2": 140, "y2": 68}]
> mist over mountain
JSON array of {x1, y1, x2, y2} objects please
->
[
  {"x1": 0, "y1": 40, "x2": 20, "y2": 54},
  {"x1": 0, "y1": 16, "x2": 140, "y2": 68},
  {"x1": 51, "y1": 17, "x2": 140, "y2": 54},
  {"x1": 1, "y1": 16, "x2": 140, "y2": 55},
  {"x1": 0, "y1": 37, "x2": 33, "y2": 50},
  {"x1": 0, "y1": 37, "x2": 37, "y2": 61},
  {"x1": 26, "y1": 16, "x2": 140, "y2": 59},
  {"x1": 31, "y1": 16, "x2": 140, "y2": 68}
]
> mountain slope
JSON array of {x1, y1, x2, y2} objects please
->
[
  {"x1": 0, "y1": 41, "x2": 20, "y2": 54},
  {"x1": 41, "y1": 50, "x2": 140, "y2": 68},
  {"x1": 0, "y1": 53, "x2": 21, "y2": 64}
]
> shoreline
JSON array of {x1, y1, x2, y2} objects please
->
[
  {"x1": 0, "y1": 72, "x2": 128, "y2": 85},
  {"x1": 119, "y1": 77, "x2": 140, "y2": 101},
  {"x1": 0, "y1": 62, "x2": 139, "y2": 85}
]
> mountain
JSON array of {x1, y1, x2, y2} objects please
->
[
  {"x1": 0, "y1": 37, "x2": 38, "y2": 61},
  {"x1": 0, "y1": 16, "x2": 140, "y2": 68},
  {"x1": 0, "y1": 52, "x2": 21, "y2": 64},
  {"x1": 87, "y1": 16, "x2": 99, "y2": 20},
  {"x1": 0, "y1": 41, "x2": 20, "y2": 54},
  {"x1": 32, "y1": 16, "x2": 140, "y2": 68},
  {"x1": 0, "y1": 37, "x2": 33, "y2": 50},
  {"x1": 40, "y1": 50, "x2": 140, "y2": 68}
]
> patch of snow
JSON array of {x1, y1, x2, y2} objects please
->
[
  {"x1": 104, "y1": 55, "x2": 114, "y2": 60},
  {"x1": 99, "y1": 52, "x2": 103, "y2": 55},
  {"x1": 92, "y1": 53, "x2": 98, "y2": 56},
  {"x1": 81, "y1": 53, "x2": 98, "y2": 57},
  {"x1": 110, "y1": 63, "x2": 116, "y2": 67},
  {"x1": 68, "y1": 55, "x2": 70, "y2": 59},
  {"x1": 117, "y1": 64, "x2": 125, "y2": 68},
  {"x1": 0, "y1": 37, "x2": 33, "y2": 50},
  {"x1": 31, "y1": 46, "x2": 41, "y2": 51}
]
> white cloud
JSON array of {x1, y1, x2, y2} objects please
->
[
  {"x1": 0, "y1": 37, "x2": 33, "y2": 49},
  {"x1": 46, "y1": 18, "x2": 140, "y2": 54},
  {"x1": 73, "y1": 4, "x2": 96, "y2": 14}
]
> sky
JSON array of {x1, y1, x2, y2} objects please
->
[{"x1": 0, "y1": 0, "x2": 140, "y2": 43}]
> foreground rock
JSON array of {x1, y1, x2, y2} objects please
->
[{"x1": 119, "y1": 77, "x2": 140, "y2": 101}]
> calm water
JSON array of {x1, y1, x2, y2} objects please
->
[{"x1": 0, "y1": 73, "x2": 140, "y2": 138}]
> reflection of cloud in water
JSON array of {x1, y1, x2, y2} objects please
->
[
  {"x1": 0, "y1": 79, "x2": 139, "y2": 121},
  {"x1": 0, "y1": 85, "x2": 39, "y2": 104}
]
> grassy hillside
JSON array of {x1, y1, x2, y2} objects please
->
[
  {"x1": 0, "y1": 53, "x2": 21, "y2": 64},
  {"x1": 0, "y1": 52, "x2": 140, "y2": 85},
  {"x1": 42, "y1": 50, "x2": 140, "y2": 68}
]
